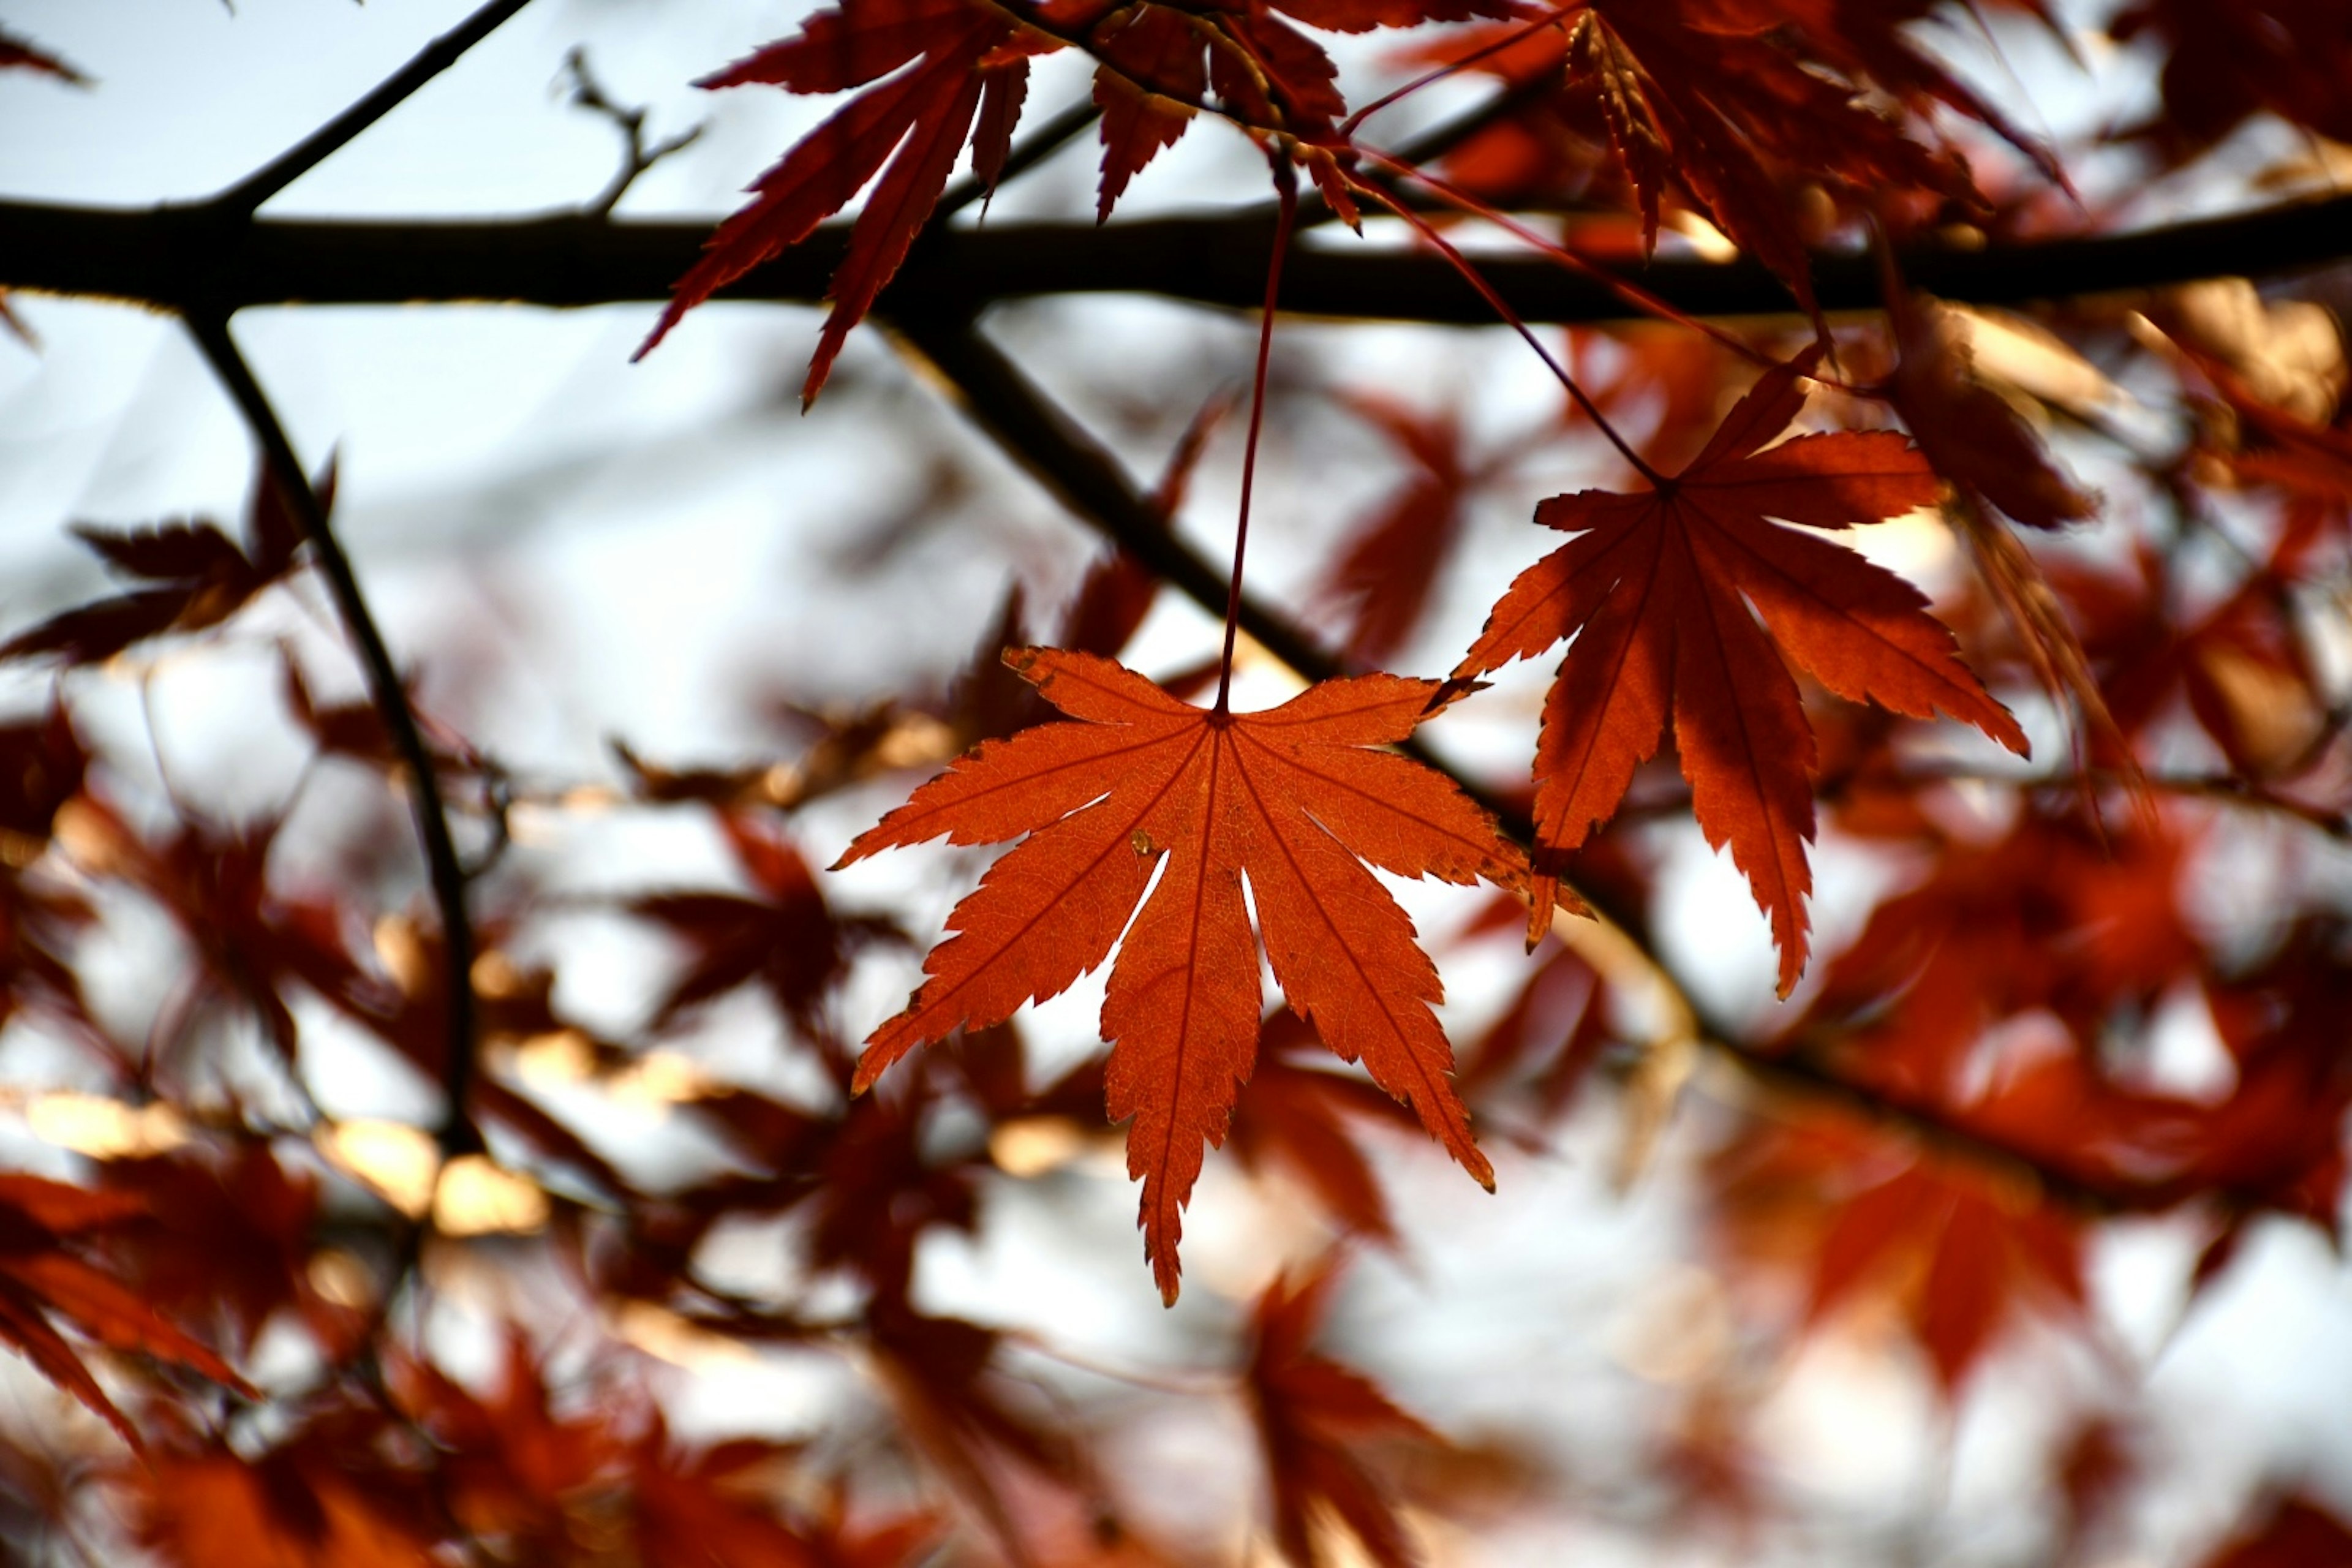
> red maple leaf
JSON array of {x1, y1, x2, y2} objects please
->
[
  {"x1": 2109, "y1": 1, "x2": 2352, "y2": 162},
  {"x1": 645, "y1": 0, "x2": 1520, "y2": 394},
  {"x1": 628, "y1": 810, "x2": 900, "y2": 1036},
  {"x1": 1711, "y1": 1117, "x2": 2086, "y2": 1392},
  {"x1": 1247, "y1": 1258, "x2": 1455, "y2": 1568},
  {"x1": 1313, "y1": 394, "x2": 1491, "y2": 666},
  {"x1": 1454, "y1": 349, "x2": 2026, "y2": 990},
  {"x1": 636, "y1": 0, "x2": 1034, "y2": 399},
  {"x1": 2197, "y1": 1493, "x2": 2352, "y2": 1568},
  {"x1": 0, "y1": 459, "x2": 322, "y2": 667},
  {"x1": 0, "y1": 1174, "x2": 255, "y2": 1450},
  {"x1": 836, "y1": 648, "x2": 1528, "y2": 1300}
]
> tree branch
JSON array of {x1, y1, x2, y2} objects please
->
[
  {"x1": 5, "y1": 190, "x2": 2349, "y2": 323},
  {"x1": 211, "y1": 0, "x2": 540, "y2": 216},
  {"x1": 883, "y1": 307, "x2": 2258, "y2": 1224},
  {"x1": 183, "y1": 314, "x2": 482, "y2": 1159}
]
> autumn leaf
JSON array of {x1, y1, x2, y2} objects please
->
[
  {"x1": 628, "y1": 810, "x2": 900, "y2": 1036},
  {"x1": 1313, "y1": 394, "x2": 1487, "y2": 665},
  {"x1": 130, "y1": 1443, "x2": 437, "y2": 1568},
  {"x1": 1, "y1": 459, "x2": 324, "y2": 667},
  {"x1": 0, "y1": 1174, "x2": 255, "y2": 1450},
  {"x1": 837, "y1": 648, "x2": 1526, "y2": 1301},
  {"x1": 1228, "y1": 1009, "x2": 1428, "y2": 1246},
  {"x1": 1710, "y1": 1117, "x2": 2086, "y2": 1393},
  {"x1": 2108, "y1": 1, "x2": 2352, "y2": 162},
  {"x1": 1456, "y1": 349, "x2": 2027, "y2": 991},
  {"x1": 1247, "y1": 1257, "x2": 1454, "y2": 1568},
  {"x1": 636, "y1": 0, "x2": 1031, "y2": 401},
  {"x1": 2196, "y1": 1493, "x2": 2352, "y2": 1568}
]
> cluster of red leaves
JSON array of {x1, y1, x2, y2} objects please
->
[
  {"x1": 2109, "y1": 1, "x2": 2352, "y2": 162},
  {"x1": 1456, "y1": 349, "x2": 2023, "y2": 987},
  {"x1": 638, "y1": 0, "x2": 1515, "y2": 397},
  {"x1": 1410, "y1": 1, "x2": 2059, "y2": 309},
  {"x1": 1710, "y1": 1113, "x2": 2086, "y2": 1392},
  {"x1": 0, "y1": 1175, "x2": 254, "y2": 1450}
]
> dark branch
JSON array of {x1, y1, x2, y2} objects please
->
[
  {"x1": 6, "y1": 191, "x2": 2350, "y2": 325},
  {"x1": 184, "y1": 314, "x2": 483, "y2": 1160},
  {"x1": 212, "y1": 0, "x2": 541, "y2": 217}
]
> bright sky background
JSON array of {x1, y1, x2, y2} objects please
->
[{"x1": 1, "y1": 4, "x2": 2348, "y2": 1564}]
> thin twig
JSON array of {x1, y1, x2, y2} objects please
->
[
  {"x1": 183, "y1": 313, "x2": 482, "y2": 1158},
  {"x1": 560, "y1": 48, "x2": 703, "y2": 217},
  {"x1": 212, "y1": 0, "x2": 541, "y2": 216}
]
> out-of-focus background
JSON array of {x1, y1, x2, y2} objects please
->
[{"x1": 1, "y1": 2, "x2": 2348, "y2": 1564}]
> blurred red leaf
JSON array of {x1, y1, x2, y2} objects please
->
[
  {"x1": 0, "y1": 1174, "x2": 253, "y2": 1450},
  {"x1": 1, "y1": 461, "x2": 328, "y2": 668},
  {"x1": 2197, "y1": 1492, "x2": 2352, "y2": 1568},
  {"x1": 1248, "y1": 1258, "x2": 1452, "y2": 1568}
]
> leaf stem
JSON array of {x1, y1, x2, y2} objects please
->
[
  {"x1": 1349, "y1": 176, "x2": 1664, "y2": 485},
  {"x1": 1215, "y1": 160, "x2": 1299, "y2": 716},
  {"x1": 184, "y1": 313, "x2": 482, "y2": 1159}
]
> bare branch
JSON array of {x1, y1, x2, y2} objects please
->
[
  {"x1": 6, "y1": 190, "x2": 2348, "y2": 327},
  {"x1": 559, "y1": 48, "x2": 703, "y2": 218},
  {"x1": 211, "y1": 0, "x2": 540, "y2": 217},
  {"x1": 183, "y1": 314, "x2": 482, "y2": 1160}
]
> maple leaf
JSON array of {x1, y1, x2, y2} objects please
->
[
  {"x1": 0, "y1": 459, "x2": 323, "y2": 667},
  {"x1": 100, "y1": 1142, "x2": 334, "y2": 1361},
  {"x1": 1227, "y1": 1009, "x2": 1427, "y2": 1246},
  {"x1": 2108, "y1": 1, "x2": 2352, "y2": 163},
  {"x1": 628, "y1": 810, "x2": 901, "y2": 1036},
  {"x1": 1710, "y1": 1117, "x2": 2085, "y2": 1392},
  {"x1": 1313, "y1": 395, "x2": 1487, "y2": 665},
  {"x1": 836, "y1": 648, "x2": 1526, "y2": 1301},
  {"x1": 0, "y1": 1174, "x2": 254, "y2": 1450},
  {"x1": 1455, "y1": 349, "x2": 2027, "y2": 991},
  {"x1": 128, "y1": 1441, "x2": 437, "y2": 1568},
  {"x1": 636, "y1": 0, "x2": 1032, "y2": 401},
  {"x1": 1247, "y1": 1258, "x2": 1454, "y2": 1568},
  {"x1": 1787, "y1": 810, "x2": 2197, "y2": 1100},
  {"x1": 1446, "y1": 4, "x2": 1998, "y2": 315}
]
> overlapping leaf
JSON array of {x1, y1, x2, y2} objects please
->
[
  {"x1": 636, "y1": 0, "x2": 1031, "y2": 398},
  {"x1": 1456, "y1": 350, "x2": 2027, "y2": 990},
  {"x1": 1709, "y1": 1116, "x2": 2086, "y2": 1392},
  {"x1": 1421, "y1": 2, "x2": 2037, "y2": 314},
  {"x1": 837, "y1": 648, "x2": 1526, "y2": 1300},
  {"x1": 1247, "y1": 1259, "x2": 1457, "y2": 1568},
  {"x1": 646, "y1": 0, "x2": 1515, "y2": 392},
  {"x1": 1, "y1": 461, "x2": 321, "y2": 667},
  {"x1": 0, "y1": 1174, "x2": 254, "y2": 1449}
]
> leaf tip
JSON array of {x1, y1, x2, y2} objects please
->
[{"x1": 1422, "y1": 675, "x2": 1487, "y2": 716}]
